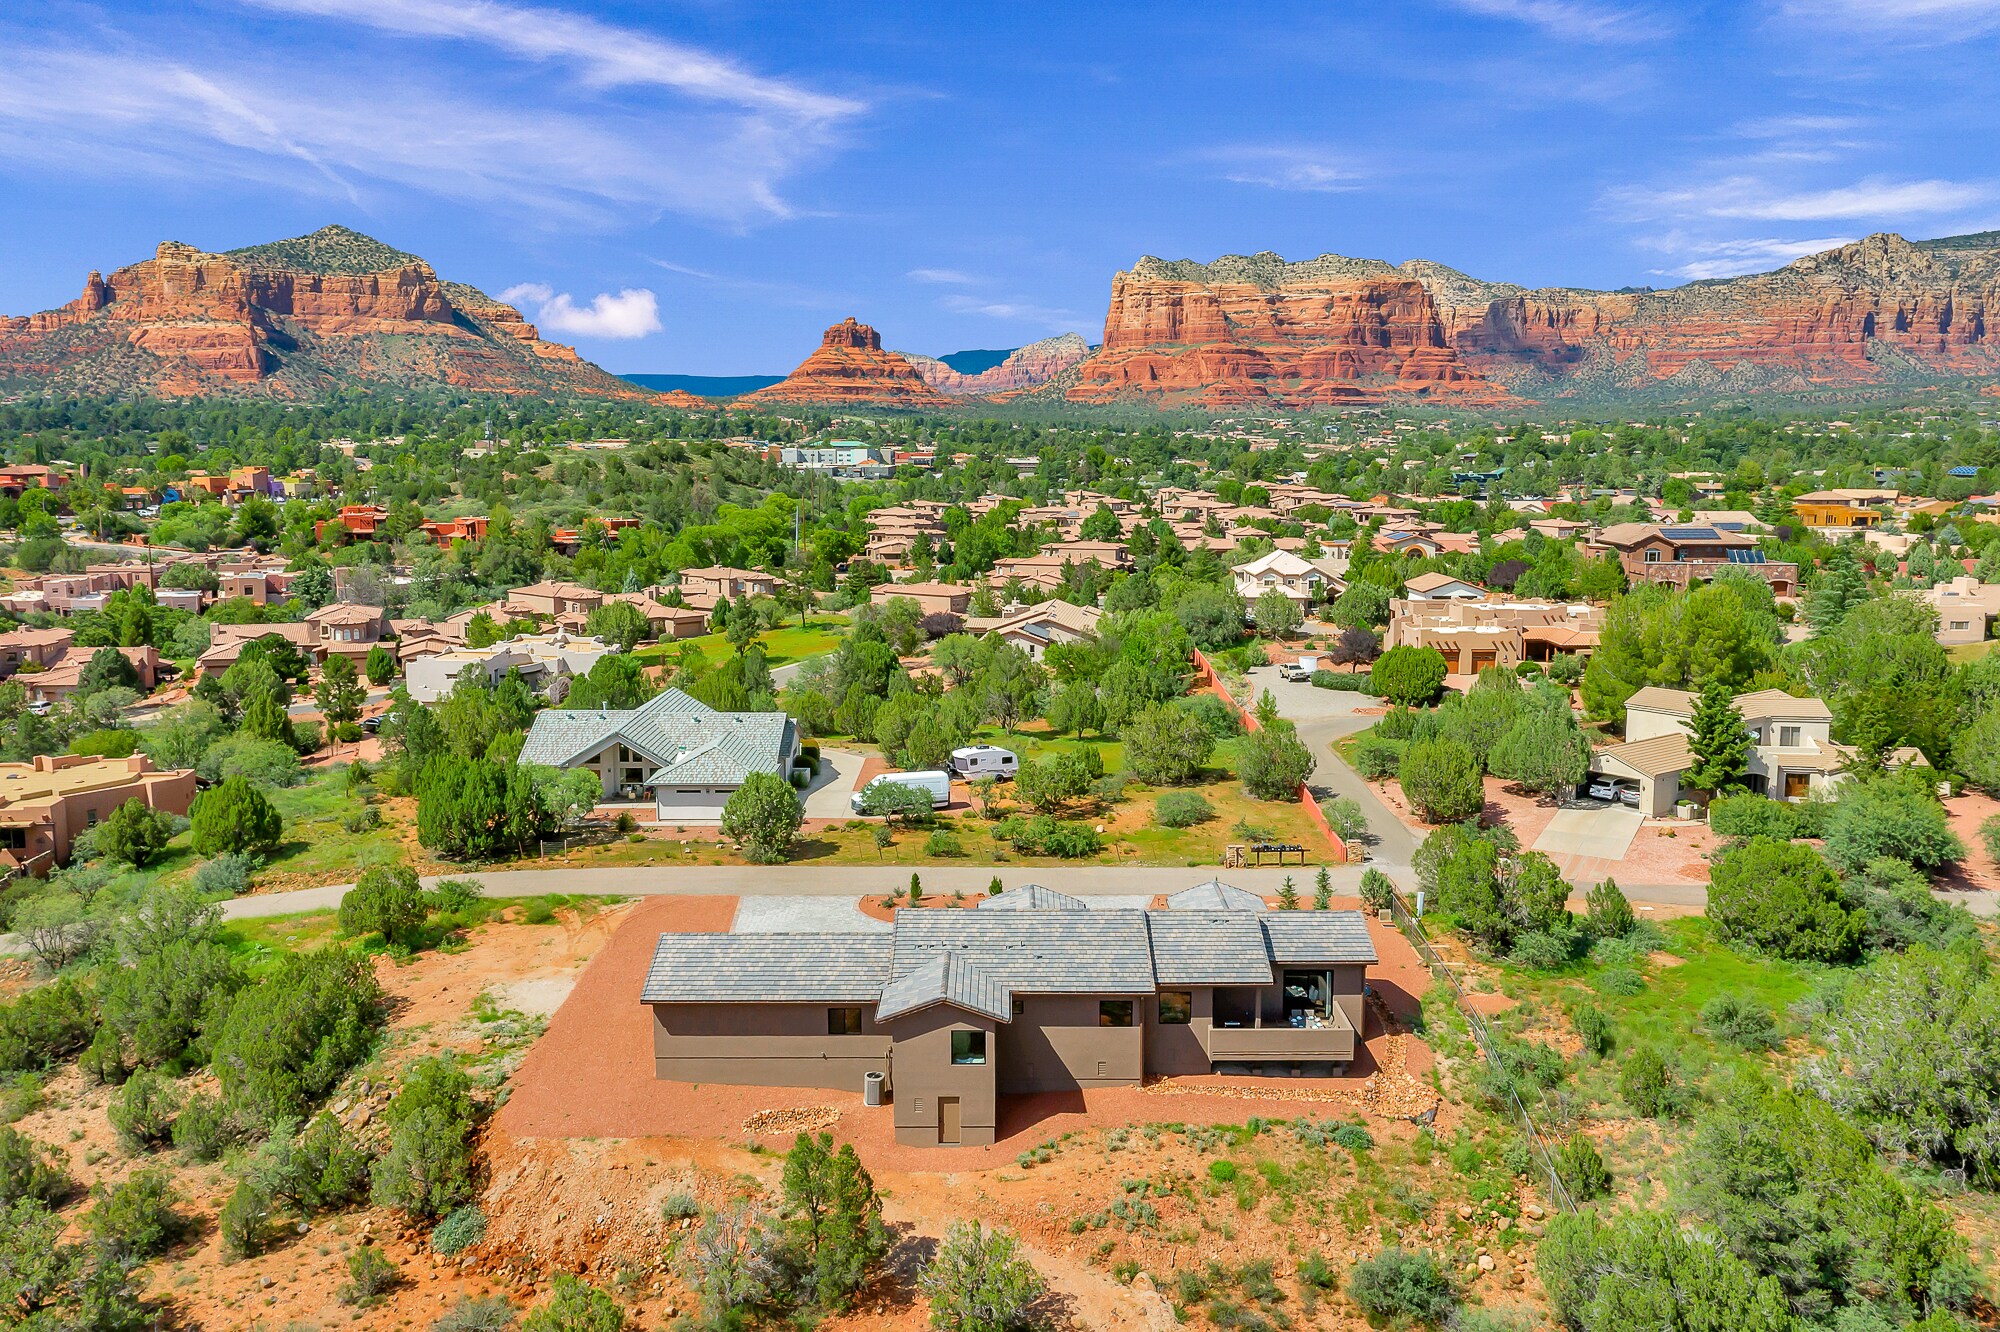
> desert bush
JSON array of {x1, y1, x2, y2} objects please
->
[
  {"x1": 1348, "y1": 1247, "x2": 1457, "y2": 1325},
  {"x1": 521, "y1": 1274, "x2": 626, "y2": 1331},
  {"x1": 207, "y1": 946, "x2": 384, "y2": 1123},
  {"x1": 1583, "y1": 878, "x2": 1636, "y2": 939},
  {"x1": 1351, "y1": 733, "x2": 1405, "y2": 780},
  {"x1": 85, "y1": 1166, "x2": 186, "y2": 1260},
  {"x1": 340, "y1": 1243, "x2": 399, "y2": 1306},
  {"x1": 80, "y1": 1024, "x2": 126, "y2": 1086},
  {"x1": 170, "y1": 1092, "x2": 237, "y2": 1162},
  {"x1": 0, "y1": 978, "x2": 98, "y2": 1072},
  {"x1": 190, "y1": 852, "x2": 257, "y2": 897},
  {"x1": 1699, "y1": 994, "x2": 1781, "y2": 1051},
  {"x1": 435, "y1": 1297, "x2": 521, "y2": 1332},
  {"x1": 0, "y1": 1126, "x2": 71, "y2": 1206},
  {"x1": 108, "y1": 1069, "x2": 181, "y2": 1150},
  {"x1": 924, "y1": 830, "x2": 966, "y2": 858},
  {"x1": 1359, "y1": 867, "x2": 1396, "y2": 915},
  {"x1": 1399, "y1": 739, "x2": 1485, "y2": 823},
  {"x1": 100, "y1": 936, "x2": 244, "y2": 1069},
  {"x1": 661, "y1": 1191, "x2": 702, "y2": 1220},
  {"x1": 252, "y1": 1111, "x2": 372, "y2": 1216},
  {"x1": 372, "y1": 1057, "x2": 479, "y2": 1221},
  {"x1": 1708, "y1": 793, "x2": 1803, "y2": 840},
  {"x1": 340, "y1": 862, "x2": 427, "y2": 944},
  {"x1": 219, "y1": 1178, "x2": 274, "y2": 1260},
  {"x1": 1154, "y1": 791, "x2": 1214, "y2": 828},
  {"x1": 1709, "y1": 837, "x2": 1863, "y2": 963},
  {"x1": 189, "y1": 776, "x2": 283, "y2": 858},
  {"x1": 344, "y1": 805, "x2": 384, "y2": 834},
  {"x1": 1554, "y1": 1134, "x2": 1611, "y2": 1201},
  {"x1": 432, "y1": 1205, "x2": 488, "y2": 1255},
  {"x1": 919, "y1": 1220, "x2": 1047, "y2": 1332},
  {"x1": 1570, "y1": 1002, "x2": 1612, "y2": 1057},
  {"x1": 1618, "y1": 1046, "x2": 1677, "y2": 1118}
]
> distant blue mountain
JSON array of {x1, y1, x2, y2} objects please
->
[
  {"x1": 937, "y1": 348, "x2": 1016, "y2": 375},
  {"x1": 622, "y1": 373, "x2": 784, "y2": 397}
]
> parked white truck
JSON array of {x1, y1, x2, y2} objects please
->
[
  {"x1": 851, "y1": 770, "x2": 953, "y2": 815},
  {"x1": 1278, "y1": 655, "x2": 1320, "y2": 681}
]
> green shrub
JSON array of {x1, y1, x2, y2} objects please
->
[
  {"x1": 0, "y1": 1126, "x2": 71, "y2": 1206},
  {"x1": 1821, "y1": 770, "x2": 1965, "y2": 873},
  {"x1": 1699, "y1": 994, "x2": 1780, "y2": 1051},
  {"x1": 190, "y1": 852, "x2": 257, "y2": 897},
  {"x1": 1208, "y1": 1160, "x2": 1239, "y2": 1183},
  {"x1": 918, "y1": 1222, "x2": 1045, "y2": 1332},
  {"x1": 253, "y1": 1111, "x2": 372, "y2": 1216},
  {"x1": 1570, "y1": 1003, "x2": 1612, "y2": 1058},
  {"x1": 189, "y1": 776, "x2": 283, "y2": 858},
  {"x1": 521, "y1": 1274, "x2": 626, "y2": 1332},
  {"x1": 1007, "y1": 817, "x2": 1101, "y2": 858},
  {"x1": 1583, "y1": 878, "x2": 1636, "y2": 939},
  {"x1": 1351, "y1": 733, "x2": 1406, "y2": 780},
  {"x1": 1399, "y1": 738, "x2": 1485, "y2": 823},
  {"x1": 339, "y1": 1243, "x2": 399, "y2": 1306},
  {"x1": 80, "y1": 1024, "x2": 126, "y2": 1086},
  {"x1": 429, "y1": 879, "x2": 485, "y2": 915},
  {"x1": 1369, "y1": 647, "x2": 1449, "y2": 708},
  {"x1": 207, "y1": 947, "x2": 383, "y2": 1123},
  {"x1": 1708, "y1": 793, "x2": 1802, "y2": 840},
  {"x1": 1328, "y1": 1123, "x2": 1373, "y2": 1153},
  {"x1": 1707, "y1": 837, "x2": 1863, "y2": 963},
  {"x1": 99, "y1": 936, "x2": 243, "y2": 1069},
  {"x1": 433, "y1": 1205, "x2": 489, "y2": 1255},
  {"x1": 1554, "y1": 1134, "x2": 1611, "y2": 1201},
  {"x1": 372, "y1": 1057, "x2": 479, "y2": 1221},
  {"x1": 340, "y1": 862, "x2": 427, "y2": 944},
  {"x1": 1154, "y1": 791, "x2": 1215, "y2": 828},
  {"x1": 1376, "y1": 707, "x2": 1423, "y2": 741},
  {"x1": 170, "y1": 1092, "x2": 236, "y2": 1163},
  {"x1": 0, "y1": 978, "x2": 98, "y2": 1072},
  {"x1": 924, "y1": 830, "x2": 966, "y2": 858},
  {"x1": 1348, "y1": 1247, "x2": 1457, "y2": 1325},
  {"x1": 434, "y1": 1297, "x2": 521, "y2": 1332},
  {"x1": 1593, "y1": 967, "x2": 1644, "y2": 997},
  {"x1": 107, "y1": 1069, "x2": 181, "y2": 1150},
  {"x1": 219, "y1": 1178, "x2": 274, "y2": 1260},
  {"x1": 1310, "y1": 670, "x2": 1374, "y2": 692},
  {"x1": 1359, "y1": 867, "x2": 1396, "y2": 915},
  {"x1": 85, "y1": 1166, "x2": 187, "y2": 1260},
  {"x1": 1618, "y1": 1046, "x2": 1675, "y2": 1118},
  {"x1": 344, "y1": 805, "x2": 384, "y2": 833}
]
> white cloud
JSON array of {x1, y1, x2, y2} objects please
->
[
  {"x1": 1611, "y1": 174, "x2": 1990, "y2": 221},
  {"x1": 0, "y1": 3, "x2": 862, "y2": 225},
  {"x1": 1731, "y1": 114, "x2": 1867, "y2": 138},
  {"x1": 907, "y1": 268, "x2": 977, "y2": 285},
  {"x1": 1203, "y1": 145, "x2": 1364, "y2": 193},
  {"x1": 236, "y1": 0, "x2": 862, "y2": 120},
  {"x1": 1782, "y1": 0, "x2": 2000, "y2": 28},
  {"x1": 1637, "y1": 233, "x2": 1857, "y2": 279},
  {"x1": 1447, "y1": 0, "x2": 1670, "y2": 42},
  {"x1": 501, "y1": 284, "x2": 661, "y2": 339},
  {"x1": 940, "y1": 294, "x2": 1089, "y2": 332}
]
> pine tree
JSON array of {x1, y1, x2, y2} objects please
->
[
  {"x1": 1804, "y1": 541, "x2": 1869, "y2": 636},
  {"x1": 1683, "y1": 682, "x2": 1751, "y2": 799}
]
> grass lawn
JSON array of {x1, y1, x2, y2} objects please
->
[
  {"x1": 1947, "y1": 640, "x2": 1996, "y2": 664},
  {"x1": 632, "y1": 615, "x2": 849, "y2": 672}
]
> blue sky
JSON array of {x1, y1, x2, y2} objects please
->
[{"x1": 1, "y1": 0, "x2": 1996, "y2": 374}]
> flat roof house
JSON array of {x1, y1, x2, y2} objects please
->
[
  {"x1": 640, "y1": 888, "x2": 1378, "y2": 1147},
  {"x1": 519, "y1": 687, "x2": 801, "y2": 820},
  {"x1": 0, "y1": 755, "x2": 197, "y2": 876}
]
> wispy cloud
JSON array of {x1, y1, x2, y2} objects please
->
[
  {"x1": 907, "y1": 268, "x2": 977, "y2": 285},
  {"x1": 1447, "y1": 0, "x2": 1670, "y2": 42},
  {"x1": 1780, "y1": 0, "x2": 2000, "y2": 36},
  {"x1": 1730, "y1": 113, "x2": 1867, "y2": 138},
  {"x1": 500, "y1": 282, "x2": 661, "y2": 338},
  {"x1": 1202, "y1": 145, "x2": 1364, "y2": 193},
  {"x1": 939, "y1": 293, "x2": 1088, "y2": 332},
  {"x1": 0, "y1": 3, "x2": 863, "y2": 224},
  {"x1": 1610, "y1": 173, "x2": 1991, "y2": 221},
  {"x1": 236, "y1": 0, "x2": 862, "y2": 120},
  {"x1": 1636, "y1": 232, "x2": 1857, "y2": 280}
]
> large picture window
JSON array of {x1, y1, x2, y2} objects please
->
[
  {"x1": 1157, "y1": 991, "x2": 1192, "y2": 1026},
  {"x1": 1099, "y1": 1000, "x2": 1134, "y2": 1028},
  {"x1": 950, "y1": 1030, "x2": 987, "y2": 1065}
]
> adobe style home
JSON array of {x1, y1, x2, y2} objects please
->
[
  {"x1": 1589, "y1": 523, "x2": 1799, "y2": 598},
  {"x1": 640, "y1": 885, "x2": 1378, "y2": 1147}
]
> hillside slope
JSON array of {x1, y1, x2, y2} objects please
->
[{"x1": 0, "y1": 225, "x2": 700, "y2": 403}]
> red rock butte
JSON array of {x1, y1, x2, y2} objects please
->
[
  {"x1": 0, "y1": 225, "x2": 704, "y2": 404},
  {"x1": 745, "y1": 317, "x2": 948, "y2": 407}
]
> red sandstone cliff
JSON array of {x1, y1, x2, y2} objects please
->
[
  {"x1": 1069, "y1": 254, "x2": 1505, "y2": 408},
  {"x1": 745, "y1": 318, "x2": 947, "y2": 407},
  {"x1": 1073, "y1": 234, "x2": 2000, "y2": 406},
  {"x1": 901, "y1": 333, "x2": 1093, "y2": 396},
  {"x1": 0, "y1": 226, "x2": 703, "y2": 404}
]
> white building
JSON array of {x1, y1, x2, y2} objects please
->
[
  {"x1": 1232, "y1": 549, "x2": 1339, "y2": 607},
  {"x1": 404, "y1": 631, "x2": 617, "y2": 704}
]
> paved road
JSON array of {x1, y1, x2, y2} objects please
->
[{"x1": 1243, "y1": 666, "x2": 1415, "y2": 867}]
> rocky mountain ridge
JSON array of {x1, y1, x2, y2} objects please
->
[
  {"x1": 1077, "y1": 232, "x2": 2000, "y2": 404},
  {"x1": 0, "y1": 225, "x2": 701, "y2": 403},
  {"x1": 899, "y1": 333, "x2": 1093, "y2": 396}
]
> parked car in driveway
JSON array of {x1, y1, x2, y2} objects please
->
[{"x1": 1586, "y1": 779, "x2": 1618, "y2": 802}]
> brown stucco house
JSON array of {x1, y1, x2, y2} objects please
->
[{"x1": 640, "y1": 887, "x2": 1377, "y2": 1147}]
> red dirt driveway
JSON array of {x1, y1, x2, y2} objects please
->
[{"x1": 497, "y1": 894, "x2": 1439, "y2": 1175}]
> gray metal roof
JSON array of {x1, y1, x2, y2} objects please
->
[
  {"x1": 977, "y1": 884, "x2": 1088, "y2": 912},
  {"x1": 876, "y1": 952, "x2": 1011, "y2": 1024},
  {"x1": 519, "y1": 687, "x2": 795, "y2": 786},
  {"x1": 1145, "y1": 911, "x2": 1276, "y2": 986},
  {"x1": 1260, "y1": 912, "x2": 1379, "y2": 965},
  {"x1": 892, "y1": 910, "x2": 1156, "y2": 995},
  {"x1": 640, "y1": 933, "x2": 892, "y2": 1003},
  {"x1": 1167, "y1": 879, "x2": 1268, "y2": 913}
]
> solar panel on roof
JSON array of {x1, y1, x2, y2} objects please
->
[
  {"x1": 1660, "y1": 526, "x2": 1721, "y2": 540},
  {"x1": 1724, "y1": 547, "x2": 1766, "y2": 563}
]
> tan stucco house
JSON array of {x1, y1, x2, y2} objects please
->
[{"x1": 641, "y1": 886, "x2": 1377, "y2": 1147}]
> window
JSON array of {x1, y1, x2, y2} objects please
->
[
  {"x1": 950, "y1": 1030, "x2": 986, "y2": 1065},
  {"x1": 1778, "y1": 726, "x2": 1800, "y2": 747},
  {"x1": 1643, "y1": 549, "x2": 1662, "y2": 562},
  {"x1": 827, "y1": 1007, "x2": 861, "y2": 1035},
  {"x1": 1011, "y1": 998, "x2": 1025, "y2": 1017},
  {"x1": 1099, "y1": 1000, "x2": 1134, "y2": 1028},
  {"x1": 1158, "y1": 991, "x2": 1192, "y2": 1026}
]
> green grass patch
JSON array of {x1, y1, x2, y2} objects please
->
[{"x1": 632, "y1": 615, "x2": 849, "y2": 672}]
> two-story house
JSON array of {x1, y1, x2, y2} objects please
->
[
  {"x1": 1588, "y1": 687, "x2": 1923, "y2": 815},
  {"x1": 1590, "y1": 523, "x2": 1798, "y2": 598},
  {"x1": 1232, "y1": 549, "x2": 1339, "y2": 608}
]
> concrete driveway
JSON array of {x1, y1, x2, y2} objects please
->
[
  {"x1": 1531, "y1": 803, "x2": 1643, "y2": 860},
  {"x1": 802, "y1": 747, "x2": 866, "y2": 819},
  {"x1": 1244, "y1": 665, "x2": 1412, "y2": 868},
  {"x1": 732, "y1": 895, "x2": 888, "y2": 933}
]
